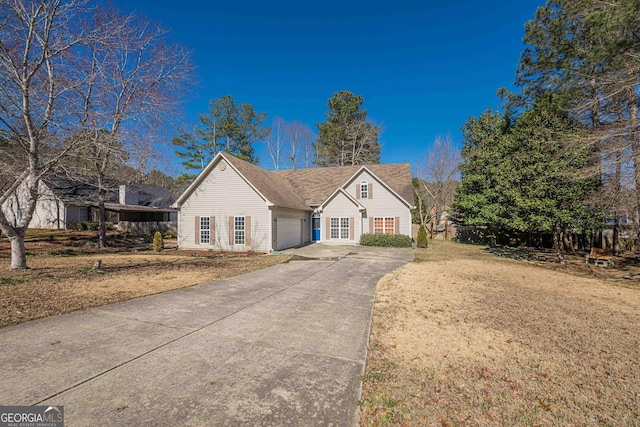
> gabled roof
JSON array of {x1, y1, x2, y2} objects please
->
[
  {"x1": 319, "y1": 187, "x2": 365, "y2": 210},
  {"x1": 173, "y1": 153, "x2": 311, "y2": 211},
  {"x1": 274, "y1": 163, "x2": 414, "y2": 207},
  {"x1": 174, "y1": 153, "x2": 414, "y2": 211}
]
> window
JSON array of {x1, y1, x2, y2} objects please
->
[
  {"x1": 330, "y1": 217, "x2": 350, "y2": 239},
  {"x1": 234, "y1": 216, "x2": 245, "y2": 245},
  {"x1": 374, "y1": 217, "x2": 395, "y2": 235},
  {"x1": 78, "y1": 207, "x2": 89, "y2": 222},
  {"x1": 200, "y1": 217, "x2": 210, "y2": 244},
  {"x1": 360, "y1": 180, "x2": 368, "y2": 199}
]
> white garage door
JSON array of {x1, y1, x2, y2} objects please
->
[{"x1": 276, "y1": 217, "x2": 302, "y2": 250}]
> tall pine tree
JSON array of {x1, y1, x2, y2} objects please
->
[
  {"x1": 173, "y1": 95, "x2": 268, "y2": 182},
  {"x1": 315, "y1": 90, "x2": 381, "y2": 166},
  {"x1": 512, "y1": 0, "x2": 640, "y2": 229}
]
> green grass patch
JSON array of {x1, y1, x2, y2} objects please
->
[
  {"x1": 412, "y1": 248, "x2": 430, "y2": 263},
  {"x1": 0, "y1": 277, "x2": 28, "y2": 285}
]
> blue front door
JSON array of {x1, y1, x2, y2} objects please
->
[{"x1": 312, "y1": 217, "x2": 320, "y2": 241}]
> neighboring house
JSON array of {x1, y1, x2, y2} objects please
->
[
  {"x1": 2, "y1": 175, "x2": 177, "y2": 231},
  {"x1": 172, "y1": 152, "x2": 415, "y2": 252}
]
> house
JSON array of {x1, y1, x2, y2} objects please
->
[
  {"x1": 172, "y1": 152, "x2": 415, "y2": 252},
  {"x1": 1, "y1": 175, "x2": 177, "y2": 231}
]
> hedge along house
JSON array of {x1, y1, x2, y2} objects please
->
[{"x1": 172, "y1": 152, "x2": 415, "y2": 252}]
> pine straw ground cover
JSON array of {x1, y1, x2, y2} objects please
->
[
  {"x1": 0, "y1": 231, "x2": 289, "y2": 327},
  {"x1": 360, "y1": 240, "x2": 640, "y2": 426}
]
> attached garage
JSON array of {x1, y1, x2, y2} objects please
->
[{"x1": 275, "y1": 217, "x2": 303, "y2": 250}]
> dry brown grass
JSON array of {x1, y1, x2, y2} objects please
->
[
  {"x1": 0, "y1": 231, "x2": 289, "y2": 327},
  {"x1": 360, "y1": 240, "x2": 640, "y2": 426}
]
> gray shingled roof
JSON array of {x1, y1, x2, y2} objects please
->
[
  {"x1": 222, "y1": 154, "x2": 413, "y2": 210},
  {"x1": 42, "y1": 176, "x2": 175, "y2": 208}
]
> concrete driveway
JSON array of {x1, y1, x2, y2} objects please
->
[{"x1": 0, "y1": 245, "x2": 412, "y2": 426}]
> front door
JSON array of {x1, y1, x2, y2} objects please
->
[{"x1": 312, "y1": 217, "x2": 320, "y2": 241}]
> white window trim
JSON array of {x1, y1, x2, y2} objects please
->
[
  {"x1": 200, "y1": 217, "x2": 210, "y2": 244},
  {"x1": 330, "y1": 217, "x2": 350, "y2": 240},
  {"x1": 234, "y1": 216, "x2": 245, "y2": 245},
  {"x1": 374, "y1": 217, "x2": 395, "y2": 235},
  {"x1": 360, "y1": 180, "x2": 368, "y2": 199}
]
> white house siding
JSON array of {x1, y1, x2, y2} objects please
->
[
  {"x1": 321, "y1": 191, "x2": 361, "y2": 244},
  {"x1": 347, "y1": 170, "x2": 412, "y2": 237},
  {"x1": 177, "y1": 159, "x2": 272, "y2": 252},
  {"x1": 2, "y1": 181, "x2": 66, "y2": 229},
  {"x1": 271, "y1": 207, "x2": 311, "y2": 250}
]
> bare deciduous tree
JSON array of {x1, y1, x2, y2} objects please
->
[
  {"x1": 0, "y1": 0, "x2": 89, "y2": 269},
  {"x1": 266, "y1": 119, "x2": 316, "y2": 170},
  {"x1": 285, "y1": 121, "x2": 315, "y2": 169},
  {"x1": 415, "y1": 135, "x2": 461, "y2": 239},
  {"x1": 266, "y1": 117, "x2": 284, "y2": 170},
  {"x1": 0, "y1": 0, "x2": 193, "y2": 267},
  {"x1": 74, "y1": 6, "x2": 193, "y2": 247}
]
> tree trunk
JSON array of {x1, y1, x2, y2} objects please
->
[
  {"x1": 563, "y1": 231, "x2": 576, "y2": 254},
  {"x1": 8, "y1": 229, "x2": 28, "y2": 270},
  {"x1": 444, "y1": 218, "x2": 449, "y2": 241},
  {"x1": 613, "y1": 215, "x2": 619, "y2": 254},
  {"x1": 98, "y1": 174, "x2": 108, "y2": 248},
  {"x1": 98, "y1": 201, "x2": 107, "y2": 248},
  {"x1": 630, "y1": 96, "x2": 640, "y2": 231},
  {"x1": 613, "y1": 141, "x2": 622, "y2": 254},
  {"x1": 553, "y1": 230, "x2": 565, "y2": 263}
]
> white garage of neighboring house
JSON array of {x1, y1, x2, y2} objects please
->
[{"x1": 172, "y1": 152, "x2": 415, "y2": 252}]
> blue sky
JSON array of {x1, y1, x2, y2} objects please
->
[{"x1": 111, "y1": 0, "x2": 543, "y2": 173}]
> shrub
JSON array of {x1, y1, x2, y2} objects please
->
[
  {"x1": 153, "y1": 231, "x2": 164, "y2": 253},
  {"x1": 142, "y1": 228, "x2": 157, "y2": 243},
  {"x1": 359, "y1": 233, "x2": 412, "y2": 248},
  {"x1": 417, "y1": 224, "x2": 429, "y2": 248},
  {"x1": 163, "y1": 230, "x2": 176, "y2": 239},
  {"x1": 78, "y1": 221, "x2": 99, "y2": 231}
]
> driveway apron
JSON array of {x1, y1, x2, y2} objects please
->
[{"x1": 0, "y1": 247, "x2": 412, "y2": 426}]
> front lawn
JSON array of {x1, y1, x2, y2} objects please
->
[
  {"x1": 360, "y1": 240, "x2": 640, "y2": 426},
  {"x1": 0, "y1": 230, "x2": 290, "y2": 327}
]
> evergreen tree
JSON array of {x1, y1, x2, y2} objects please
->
[
  {"x1": 505, "y1": 96, "x2": 600, "y2": 259},
  {"x1": 172, "y1": 95, "x2": 269, "y2": 179},
  {"x1": 453, "y1": 109, "x2": 511, "y2": 239},
  {"x1": 172, "y1": 131, "x2": 213, "y2": 183},
  {"x1": 454, "y1": 96, "x2": 600, "y2": 259},
  {"x1": 315, "y1": 90, "x2": 381, "y2": 166},
  {"x1": 416, "y1": 224, "x2": 429, "y2": 248},
  {"x1": 512, "y1": 0, "x2": 640, "y2": 225}
]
